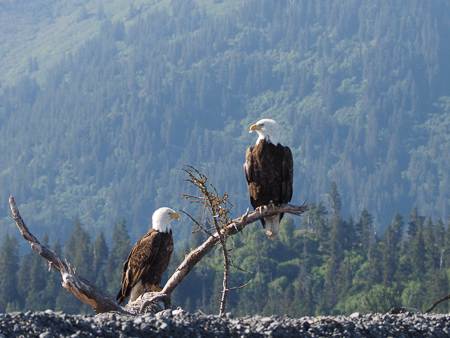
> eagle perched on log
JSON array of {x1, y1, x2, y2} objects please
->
[
  {"x1": 116, "y1": 207, "x2": 179, "y2": 305},
  {"x1": 244, "y1": 119, "x2": 293, "y2": 238}
]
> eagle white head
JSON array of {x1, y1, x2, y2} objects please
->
[
  {"x1": 249, "y1": 118, "x2": 281, "y2": 145},
  {"x1": 152, "y1": 207, "x2": 180, "y2": 233}
]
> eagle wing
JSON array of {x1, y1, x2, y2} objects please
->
[
  {"x1": 244, "y1": 146, "x2": 253, "y2": 184},
  {"x1": 116, "y1": 229, "x2": 162, "y2": 305},
  {"x1": 281, "y1": 146, "x2": 293, "y2": 203},
  {"x1": 245, "y1": 145, "x2": 260, "y2": 210}
]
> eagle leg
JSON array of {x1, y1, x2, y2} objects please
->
[
  {"x1": 145, "y1": 284, "x2": 162, "y2": 293},
  {"x1": 255, "y1": 205, "x2": 268, "y2": 214},
  {"x1": 268, "y1": 202, "x2": 276, "y2": 209}
]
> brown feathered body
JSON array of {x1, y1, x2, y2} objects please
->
[
  {"x1": 116, "y1": 228, "x2": 174, "y2": 305},
  {"x1": 244, "y1": 139, "x2": 293, "y2": 236}
]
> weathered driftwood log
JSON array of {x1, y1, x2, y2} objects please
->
[
  {"x1": 9, "y1": 196, "x2": 123, "y2": 314},
  {"x1": 10, "y1": 196, "x2": 308, "y2": 314}
]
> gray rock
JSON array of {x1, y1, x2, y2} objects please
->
[
  {"x1": 39, "y1": 332, "x2": 53, "y2": 338},
  {"x1": 261, "y1": 317, "x2": 273, "y2": 323},
  {"x1": 172, "y1": 308, "x2": 185, "y2": 316},
  {"x1": 1, "y1": 309, "x2": 450, "y2": 337}
]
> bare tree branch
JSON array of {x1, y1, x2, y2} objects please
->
[
  {"x1": 216, "y1": 214, "x2": 230, "y2": 316},
  {"x1": 161, "y1": 202, "x2": 309, "y2": 296},
  {"x1": 9, "y1": 196, "x2": 123, "y2": 314},
  {"x1": 425, "y1": 294, "x2": 450, "y2": 313},
  {"x1": 228, "y1": 280, "x2": 252, "y2": 291}
]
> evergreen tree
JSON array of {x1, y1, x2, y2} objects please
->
[
  {"x1": 17, "y1": 251, "x2": 33, "y2": 309},
  {"x1": 278, "y1": 216, "x2": 296, "y2": 249},
  {"x1": 302, "y1": 201, "x2": 328, "y2": 250},
  {"x1": 44, "y1": 239, "x2": 63, "y2": 310},
  {"x1": 336, "y1": 255, "x2": 352, "y2": 300},
  {"x1": 435, "y1": 218, "x2": 445, "y2": 257},
  {"x1": 366, "y1": 238, "x2": 382, "y2": 290},
  {"x1": 0, "y1": 233, "x2": 20, "y2": 312},
  {"x1": 17, "y1": 233, "x2": 50, "y2": 311},
  {"x1": 355, "y1": 208, "x2": 374, "y2": 251},
  {"x1": 391, "y1": 211, "x2": 404, "y2": 249},
  {"x1": 407, "y1": 207, "x2": 423, "y2": 241},
  {"x1": 292, "y1": 231, "x2": 315, "y2": 316},
  {"x1": 104, "y1": 217, "x2": 131, "y2": 296},
  {"x1": 408, "y1": 226, "x2": 426, "y2": 280},
  {"x1": 60, "y1": 218, "x2": 94, "y2": 313},
  {"x1": 92, "y1": 230, "x2": 109, "y2": 289},
  {"x1": 380, "y1": 224, "x2": 397, "y2": 285},
  {"x1": 423, "y1": 217, "x2": 437, "y2": 272},
  {"x1": 343, "y1": 215, "x2": 356, "y2": 251},
  {"x1": 327, "y1": 181, "x2": 341, "y2": 219},
  {"x1": 325, "y1": 215, "x2": 346, "y2": 309},
  {"x1": 65, "y1": 216, "x2": 93, "y2": 281},
  {"x1": 442, "y1": 218, "x2": 450, "y2": 271}
]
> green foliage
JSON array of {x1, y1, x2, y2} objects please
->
[
  {"x1": 362, "y1": 285, "x2": 400, "y2": 314},
  {"x1": 92, "y1": 230, "x2": 109, "y2": 290},
  {"x1": 0, "y1": 233, "x2": 20, "y2": 312},
  {"x1": 65, "y1": 216, "x2": 93, "y2": 281},
  {"x1": 104, "y1": 217, "x2": 131, "y2": 297}
]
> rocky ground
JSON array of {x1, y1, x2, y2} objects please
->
[{"x1": 0, "y1": 308, "x2": 449, "y2": 337}]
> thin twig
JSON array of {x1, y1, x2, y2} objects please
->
[
  {"x1": 180, "y1": 210, "x2": 214, "y2": 237},
  {"x1": 227, "y1": 280, "x2": 253, "y2": 291}
]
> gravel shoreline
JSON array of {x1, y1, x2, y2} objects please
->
[{"x1": 0, "y1": 309, "x2": 449, "y2": 337}]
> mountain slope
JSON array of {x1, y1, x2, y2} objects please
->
[{"x1": 1, "y1": 0, "x2": 450, "y2": 250}]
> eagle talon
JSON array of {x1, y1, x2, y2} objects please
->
[{"x1": 255, "y1": 205, "x2": 268, "y2": 214}]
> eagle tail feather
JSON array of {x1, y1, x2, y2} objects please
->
[{"x1": 263, "y1": 215, "x2": 280, "y2": 238}]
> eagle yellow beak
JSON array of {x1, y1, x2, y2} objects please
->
[
  {"x1": 170, "y1": 212, "x2": 180, "y2": 220},
  {"x1": 249, "y1": 124, "x2": 263, "y2": 133}
]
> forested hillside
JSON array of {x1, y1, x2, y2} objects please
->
[
  {"x1": 0, "y1": 0, "x2": 174, "y2": 87},
  {"x1": 1, "y1": 0, "x2": 450, "y2": 312}
]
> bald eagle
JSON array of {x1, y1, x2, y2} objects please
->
[
  {"x1": 244, "y1": 119, "x2": 293, "y2": 238},
  {"x1": 116, "y1": 207, "x2": 179, "y2": 305}
]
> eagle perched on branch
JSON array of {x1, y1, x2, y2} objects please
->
[
  {"x1": 116, "y1": 207, "x2": 180, "y2": 305},
  {"x1": 244, "y1": 119, "x2": 294, "y2": 238}
]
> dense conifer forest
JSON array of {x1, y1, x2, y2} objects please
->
[{"x1": 1, "y1": 0, "x2": 450, "y2": 315}]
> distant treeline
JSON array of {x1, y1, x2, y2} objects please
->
[{"x1": 2, "y1": 183, "x2": 449, "y2": 316}]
